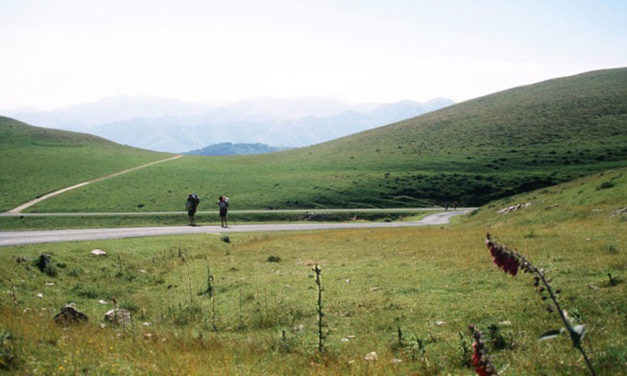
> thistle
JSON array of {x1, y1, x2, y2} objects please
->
[{"x1": 312, "y1": 264, "x2": 325, "y2": 353}]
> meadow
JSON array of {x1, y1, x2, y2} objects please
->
[
  {"x1": 23, "y1": 68, "x2": 627, "y2": 213},
  {"x1": 1, "y1": 169, "x2": 624, "y2": 375},
  {"x1": 0, "y1": 116, "x2": 168, "y2": 212}
]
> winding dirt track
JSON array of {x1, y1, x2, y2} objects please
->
[
  {"x1": 0, "y1": 210, "x2": 470, "y2": 246},
  {"x1": 7, "y1": 154, "x2": 183, "y2": 214}
]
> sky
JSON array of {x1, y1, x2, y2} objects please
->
[{"x1": 1, "y1": 0, "x2": 626, "y2": 110}]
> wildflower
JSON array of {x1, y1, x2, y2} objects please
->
[
  {"x1": 486, "y1": 233, "x2": 522, "y2": 276},
  {"x1": 469, "y1": 325, "x2": 498, "y2": 376},
  {"x1": 483, "y1": 233, "x2": 597, "y2": 376}
]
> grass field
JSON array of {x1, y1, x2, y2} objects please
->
[
  {"x1": 1, "y1": 170, "x2": 624, "y2": 375},
  {"x1": 22, "y1": 68, "x2": 627, "y2": 213},
  {"x1": 0, "y1": 116, "x2": 169, "y2": 212}
]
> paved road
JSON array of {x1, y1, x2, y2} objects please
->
[
  {"x1": 0, "y1": 210, "x2": 471, "y2": 247},
  {"x1": 0, "y1": 207, "x2": 473, "y2": 217}
]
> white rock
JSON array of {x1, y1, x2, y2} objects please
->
[
  {"x1": 142, "y1": 322, "x2": 151, "y2": 326},
  {"x1": 90, "y1": 249, "x2": 107, "y2": 256},
  {"x1": 346, "y1": 335, "x2": 356, "y2": 339},
  {"x1": 36, "y1": 293, "x2": 43, "y2": 298},
  {"x1": 434, "y1": 320, "x2": 446, "y2": 326},
  {"x1": 45, "y1": 282, "x2": 54, "y2": 286},
  {"x1": 364, "y1": 352, "x2": 378, "y2": 361},
  {"x1": 499, "y1": 320, "x2": 512, "y2": 326},
  {"x1": 139, "y1": 269, "x2": 147, "y2": 273},
  {"x1": 341, "y1": 338, "x2": 350, "y2": 342},
  {"x1": 391, "y1": 358, "x2": 403, "y2": 363},
  {"x1": 98, "y1": 300, "x2": 107, "y2": 305}
]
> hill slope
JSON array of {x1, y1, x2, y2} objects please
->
[
  {"x1": 459, "y1": 167, "x2": 626, "y2": 228},
  {"x1": 0, "y1": 116, "x2": 169, "y2": 211},
  {"x1": 23, "y1": 68, "x2": 627, "y2": 212}
]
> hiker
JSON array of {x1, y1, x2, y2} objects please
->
[
  {"x1": 186, "y1": 193, "x2": 200, "y2": 225},
  {"x1": 218, "y1": 195, "x2": 229, "y2": 228}
]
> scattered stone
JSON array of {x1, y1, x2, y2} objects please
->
[
  {"x1": 585, "y1": 238, "x2": 591, "y2": 241},
  {"x1": 139, "y1": 269, "x2": 147, "y2": 274},
  {"x1": 37, "y1": 254, "x2": 52, "y2": 272},
  {"x1": 142, "y1": 322, "x2": 151, "y2": 327},
  {"x1": 144, "y1": 333, "x2": 153, "y2": 339},
  {"x1": 346, "y1": 279, "x2": 350, "y2": 283},
  {"x1": 499, "y1": 320, "x2": 512, "y2": 326},
  {"x1": 45, "y1": 282, "x2": 54, "y2": 286},
  {"x1": 497, "y1": 202, "x2": 531, "y2": 214},
  {"x1": 54, "y1": 304, "x2": 88, "y2": 324},
  {"x1": 99, "y1": 323, "x2": 107, "y2": 329},
  {"x1": 36, "y1": 293, "x2": 43, "y2": 298},
  {"x1": 104, "y1": 308, "x2": 132, "y2": 326},
  {"x1": 588, "y1": 284, "x2": 600, "y2": 291},
  {"x1": 364, "y1": 352, "x2": 378, "y2": 361},
  {"x1": 15, "y1": 256, "x2": 30, "y2": 264},
  {"x1": 98, "y1": 300, "x2": 107, "y2": 305},
  {"x1": 391, "y1": 358, "x2": 403, "y2": 364},
  {"x1": 348, "y1": 360, "x2": 356, "y2": 365},
  {"x1": 370, "y1": 287, "x2": 383, "y2": 292},
  {"x1": 90, "y1": 249, "x2": 107, "y2": 256},
  {"x1": 434, "y1": 320, "x2": 446, "y2": 326},
  {"x1": 341, "y1": 338, "x2": 350, "y2": 342},
  {"x1": 346, "y1": 335, "x2": 356, "y2": 339}
]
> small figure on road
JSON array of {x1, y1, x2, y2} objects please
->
[
  {"x1": 218, "y1": 195, "x2": 229, "y2": 228},
  {"x1": 186, "y1": 193, "x2": 200, "y2": 225}
]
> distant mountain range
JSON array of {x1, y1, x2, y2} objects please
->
[
  {"x1": 186, "y1": 142, "x2": 288, "y2": 156},
  {"x1": 3, "y1": 96, "x2": 454, "y2": 153}
]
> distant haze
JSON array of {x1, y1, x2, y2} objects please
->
[{"x1": 7, "y1": 96, "x2": 454, "y2": 152}]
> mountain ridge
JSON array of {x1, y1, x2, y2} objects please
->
[{"x1": 5, "y1": 97, "x2": 454, "y2": 152}]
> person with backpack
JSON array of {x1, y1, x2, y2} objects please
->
[
  {"x1": 186, "y1": 193, "x2": 200, "y2": 225},
  {"x1": 218, "y1": 195, "x2": 229, "y2": 228}
]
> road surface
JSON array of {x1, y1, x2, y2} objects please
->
[{"x1": 0, "y1": 210, "x2": 471, "y2": 247}]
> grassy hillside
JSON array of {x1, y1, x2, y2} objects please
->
[
  {"x1": 0, "y1": 171, "x2": 623, "y2": 374},
  {"x1": 459, "y1": 167, "x2": 626, "y2": 228},
  {"x1": 27, "y1": 68, "x2": 627, "y2": 212},
  {"x1": 0, "y1": 116, "x2": 169, "y2": 211}
]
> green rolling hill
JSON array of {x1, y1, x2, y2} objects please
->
[
  {"x1": 0, "y1": 116, "x2": 169, "y2": 211},
  {"x1": 7, "y1": 68, "x2": 627, "y2": 213}
]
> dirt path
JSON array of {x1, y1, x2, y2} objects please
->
[
  {"x1": 0, "y1": 210, "x2": 471, "y2": 246},
  {"x1": 7, "y1": 155, "x2": 183, "y2": 214}
]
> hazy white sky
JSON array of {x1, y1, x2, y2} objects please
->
[{"x1": 1, "y1": 0, "x2": 625, "y2": 110}]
